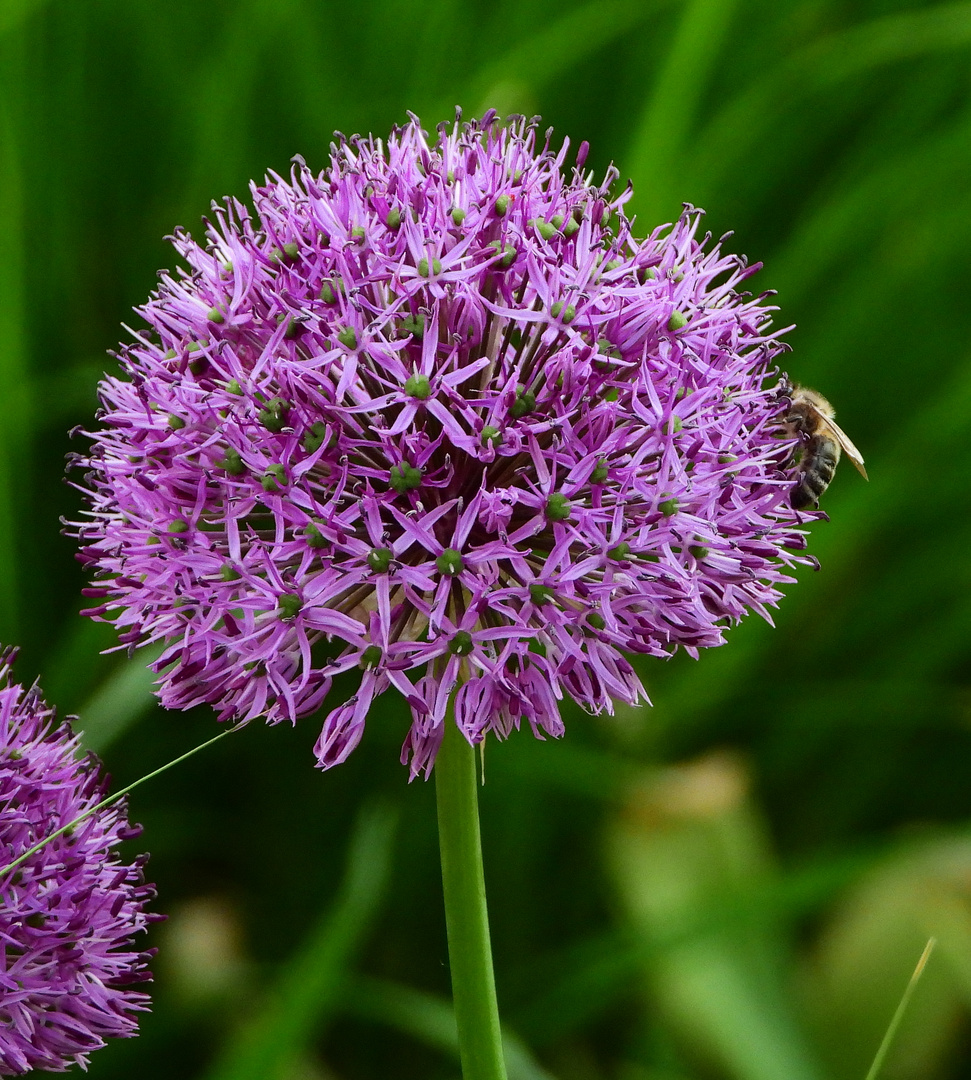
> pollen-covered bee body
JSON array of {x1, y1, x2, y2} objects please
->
[{"x1": 782, "y1": 384, "x2": 867, "y2": 510}]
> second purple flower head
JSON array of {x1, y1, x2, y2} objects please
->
[{"x1": 75, "y1": 111, "x2": 811, "y2": 776}]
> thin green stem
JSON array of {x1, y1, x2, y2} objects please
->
[
  {"x1": 0, "y1": 726, "x2": 238, "y2": 881},
  {"x1": 863, "y1": 938, "x2": 936, "y2": 1080},
  {"x1": 435, "y1": 714, "x2": 507, "y2": 1080}
]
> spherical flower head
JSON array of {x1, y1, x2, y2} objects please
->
[
  {"x1": 73, "y1": 110, "x2": 812, "y2": 778},
  {"x1": 0, "y1": 648, "x2": 160, "y2": 1075}
]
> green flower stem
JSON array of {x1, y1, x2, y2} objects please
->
[{"x1": 435, "y1": 714, "x2": 508, "y2": 1080}]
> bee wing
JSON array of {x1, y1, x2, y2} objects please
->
[{"x1": 827, "y1": 417, "x2": 868, "y2": 480}]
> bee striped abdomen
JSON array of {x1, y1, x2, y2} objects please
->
[{"x1": 791, "y1": 435, "x2": 840, "y2": 509}]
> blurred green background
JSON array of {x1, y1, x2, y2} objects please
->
[{"x1": 2, "y1": 0, "x2": 971, "y2": 1077}]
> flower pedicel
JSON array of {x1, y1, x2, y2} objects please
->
[{"x1": 74, "y1": 110, "x2": 813, "y2": 777}]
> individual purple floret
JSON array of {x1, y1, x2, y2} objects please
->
[
  {"x1": 73, "y1": 110, "x2": 812, "y2": 777},
  {"x1": 0, "y1": 648, "x2": 160, "y2": 1075}
]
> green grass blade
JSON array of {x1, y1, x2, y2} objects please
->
[
  {"x1": 626, "y1": 0, "x2": 741, "y2": 220},
  {"x1": 863, "y1": 939, "x2": 936, "y2": 1080},
  {"x1": 202, "y1": 801, "x2": 398, "y2": 1080}
]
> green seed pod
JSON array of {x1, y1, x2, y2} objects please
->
[
  {"x1": 591, "y1": 459, "x2": 609, "y2": 484},
  {"x1": 436, "y1": 548, "x2": 464, "y2": 575},
  {"x1": 167, "y1": 519, "x2": 190, "y2": 534},
  {"x1": 607, "y1": 542, "x2": 630, "y2": 561},
  {"x1": 385, "y1": 207, "x2": 402, "y2": 230},
  {"x1": 449, "y1": 631, "x2": 474, "y2": 656},
  {"x1": 337, "y1": 326, "x2": 358, "y2": 349},
  {"x1": 304, "y1": 523, "x2": 328, "y2": 549},
  {"x1": 366, "y1": 547, "x2": 393, "y2": 573},
  {"x1": 389, "y1": 462, "x2": 423, "y2": 493},
  {"x1": 167, "y1": 414, "x2": 185, "y2": 430},
  {"x1": 510, "y1": 388, "x2": 536, "y2": 419},
  {"x1": 207, "y1": 307, "x2": 225, "y2": 324},
  {"x1": 259, "y1": 397, "x2": 290, "y2": 433},
  {"x1": 480, "y1": 425, "x2": 502, "y2": 449},
  {"x1": 418, "y1": 256, "x2": 442, "y2": 278},
  {"x1": 545, "y1": 493, "x2": 571, "y2": 522},
  {"x1": 278, "y1": 593, "x2": 302, "y2": 619},
  {"x1": 220, "y1": 448, "x2": 245, "y2": 476},
  {"x1": 302, "y1": 422, "x2": 328, "y2": 454},
  {"x1": 659, "y1": 497, "x2": 680, "y2": 516},
  {"x1": 494, "y1": 194, "x2": 511, "y2": 216},
  {"x1": 220, "y1": 563, "x2": 241, "y2": 581},
  {"x1": 404, "y1": 373, "x2": 432, "y2": 400},
  {"x1": 262, "y1": 463, "x2": 287, "y2": 492},
  {"x1": 667, "y1": 310, "x2": 688, "y2": 331},
  {"x1": 451, "y1": 206, "x2": 466, "y2": 226}
]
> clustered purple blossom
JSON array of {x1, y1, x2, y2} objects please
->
[
  {"x1": 74, "y1": 110, "x2": 811, "y2": 777},
  {"x1": 0, "y1": 648, "x2": 160, "y2": 1075}
]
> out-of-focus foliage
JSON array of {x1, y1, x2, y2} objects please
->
[{"x1": 0, "y1": 1, "x2": 969, "y2": 1077}]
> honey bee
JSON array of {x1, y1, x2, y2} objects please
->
[{"x1": 781, "y1": 382, "x2": 867, "y2": 509}]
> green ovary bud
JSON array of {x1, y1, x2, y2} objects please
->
[
  {"x1": 510, "y1": 388, "x2": 536, "y2": 419},
  {"x1": 275, "y1": 313, "x2": 299, "y2": 339},
  {"x1": 535, "y1": 220, "x2": 557, "y2": 241},
  {"x1": 220, "y1": 448, "x2": 245, "y2": 475},
  {"x1": 389, "y1": 462, "x2": 423, "y2": 493},
  {"x1": 487, "y1": 240, "x2": 517, "y2": 268},
  {"x1": 404, "y1": 373, "x2": 432, "y2": 400},
  {"x1": 226, "y1": 378, "x2": 243, "y2": 396},
  {"x1": 337, "y1": 326, "x2": 358, "y2": 349},
  {"x1": 449, "y1": 631, "x2": 474, "y2": 656},
  {"x1": 167, "y1": 414, "x2": 185, "y2": 430},
  {"x1": 319, "y1": 278, "x2": 343, "y2": 304},
  {"x1": 302, "y1": 422, "x2": 327, "y2": 453},
  {"x1": 278, "y1": 593, "x2": 302, "y2": 619},
  {"x1": 689, "y1": 545, "x2": 709, "y2": 559},
  {"x1": 350, "y1": 226, "x2": 366, "y2": 243},
  {"x1": 659, "y1": 497, "x2": 680, "y2": 516},
  {"x1": 262, "y1": 463, "x2": 287, "y2": 492},
  {"x1": 207, "y1": 307, "x2": 225, "y2": 324},
  {"x1": 481, "y1": 425, "x2": 502, "y2": 449},
  {"x1": 591, "y1": 459, "x2": 609, "y2": 484},
  {"x1": 418, "y1": 256, "x2": 442, "y2": 278},
  {"x1": 545, "y1": 494, "x2": 571, "y2": 522},
  {"x1": 667, "y1": 310, "x2": 688, "y2": 332},
  {"x1": 366, "y1": 547, "x2": 393, "y2": 573},
  {"x1": 604, "y1": 387, "x2": 620, "y2": 402},
  {"x1": 399, "y1": 314, "x2": 425, "y2": 339},
  {"x1": 167, "y1": 519, "x2": 189, "y2": 534},
  {"x1": 451, "y1": 207, "x2": 466, "y2": 226},
  {"x1": 360, "y1": 644, "x2": 383, "y2": 669},
  {"x1": 529, "y1": 584, "x2": 554, "y2": 605},
  {"x1": 436, "y1": 548, "x2": 464, "y2": 575},
  {"x1": 550, "y1": 302, "x2": 576, "y2": 324},
  {"x1": 494, "y1": 194, "x2": 511, "y2": 216},
  {"x1": 304, "y1": 523, "x2": 328, "y2": 549},
  {"x1": 562, "y1": 216, "x2": 580, "y2": 238},
  {"x1": 665, "y1": 416, "x2": 683, "y2": 434},
  {"x1": 385, "y1": 208, "x2": 402, "y2": 230},
  {"x1": 258, "y1": 397, "x2": 290, "y2": 432},
  {"x1": 220, "y1": 563, "x2": 242, "y2": 581},
  {"x1": 607, "y1": 542, "x2": 630, "y2": 561},
  {"x1": 587, "y1": 612, "x2": 606, "y2": 630}
]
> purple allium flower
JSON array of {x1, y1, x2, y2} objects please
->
[
  {"x1": 73, "y1": 111, "x2": 811, "y2": 778},
  {"x1": 0, "y1": 648, "x2": 160, "y2": 1075}
]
